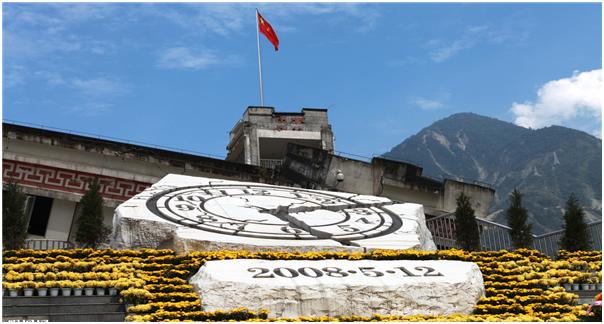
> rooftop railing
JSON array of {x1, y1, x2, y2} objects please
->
[
  {"x1": 426, "y1": 213, "x2": 602, "y2": 256},
  {"x1": 259, "y1": 159, "x2": 283, "y2": 169},
  {"x1": 24, "y1": 239, "x2": 75, "y2": 250}
]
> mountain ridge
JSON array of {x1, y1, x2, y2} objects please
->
[{"x1": 383, "y1": 113, "x2": 602, "y2": 234}]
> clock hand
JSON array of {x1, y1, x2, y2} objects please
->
[
  {"x1": 259, "y1": 201, "x2": 391, "y2": 215},
  {"x1": 261, "y1": 205, "x2": 360, "y2": 247}
]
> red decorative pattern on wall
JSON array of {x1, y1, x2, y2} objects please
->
[{"x1": 2, "y1": 159, "x2": 151, "y2": 201}]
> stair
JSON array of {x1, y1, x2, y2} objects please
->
[
  {"x1": 571, "y1": 289, "x2": 601, "y2": 305},
  {"x1": 2, "y1": 295, "x2": 126, "y2": 322}
]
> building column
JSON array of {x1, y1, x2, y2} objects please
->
[{"x1": 244, "y1": 134, "x2": 252, "y2": 165}]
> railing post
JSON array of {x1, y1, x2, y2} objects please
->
[
  {"x1": 427, "y1": 214, "x2": 601, "y2": 254},
  {"x1": 23, "y1": 239, "x2": 75, "y2": 251}
]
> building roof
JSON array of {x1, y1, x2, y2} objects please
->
[{"x1": 2, "y1": 122, "x2": 284, "y2": 183}]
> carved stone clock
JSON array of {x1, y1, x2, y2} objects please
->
[{"x1": 111, "y1": 174, "x2": 436, "y2": 253}]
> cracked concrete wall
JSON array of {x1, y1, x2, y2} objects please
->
[{"x1": 443, "y1": 179, "x2": 494, "y2": 217}]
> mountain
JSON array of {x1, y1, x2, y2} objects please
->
[{"x1": 383, "y1": 113, "x2": 602, "y2": 234}]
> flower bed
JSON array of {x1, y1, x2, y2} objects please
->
[
  {"x1": 2, "y1": 248, "x2": 601, "y2": 321},
  {"x1": 553, "y1": 250, "x2": 602, "y2": 290}
]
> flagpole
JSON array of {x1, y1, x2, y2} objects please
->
[{"x1": 255, "y1": 8, "x2": 265, "y2": 106}]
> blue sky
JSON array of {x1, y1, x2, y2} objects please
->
[{"x1": 2, "y1": 2, "x2": 602, "y2": 160}]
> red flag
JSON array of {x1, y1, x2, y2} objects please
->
[{"x1": 257, "y1": 11, "x2": 279, "y2": 51}]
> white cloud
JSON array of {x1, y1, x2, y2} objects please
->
[
  {"x1": 4, "y1": 3, "x2": 116, "y2": 33},
  {"x1": 511, "y1": 69, "x2": 602, "y2": 134},
  {"x1": 142, "y1": 2, "x2": 380, "y2": 36},
  {"x1": 411, "y1": 97, "x2": 446, "y2": 110},
  {"x1": 427, "y1": 25, "x2": 487, "y2": 63},
  {"x1": 156, "y1": 47, "x2": 241, "y2": 71},
  {"x1": 67, "y1": 102, "x2": 114, "y2": 117},
  {"x1": 88, "y1": 40, "x2": 116, "y2": 55},
  {"x1": 3, "y1": 4, "x2": 121, "y2": 63},
  {"x1": 4, "y1": 65, "x2": 27, "y2": 88},
  {"x1": 70, "y1": 77, "x2": 129, "y2": 97},
  {"x1": 29, "y1": 71, "x2": 128, "y2": 99},
  {"x1": 387, "y1": 56, "x2": 422, "y2": 67},
  {"x1": 426, "y1": 23, "x2": 529, "y2": 63},
  {"x1": 279, "y1": 3, "x2": 381, "y2": 33},
  {"x1": 409, "y1": 92, "x2": 450, "y2": 110},
  {"x1": 34, "y1": 71, "x2": 66, "y2": 86},
  {"x1": 4, "y1": 31, "x2": 80, "y2": 60},
  {"x1": 4, "y1": 2, "x2": 380, "y2": 80},
  {"x1": 430, "y1": 39, "x2": 473, "y2": 63}
]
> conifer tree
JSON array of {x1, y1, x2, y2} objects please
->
[
  {"x1": 506, "y1": 189, "x2": 533, "y2": 249},
  {"x1": 75, "y1": 178, "x2": 109, "y2": 248},
  {"x1": 2, "y1": 182, "x2": 28, "y2": 250},
  {"x1": 560, "y1": 194, "x2": 591, "y2": 251},
  {"x1": 454, "y1": 192, "x2": 481, "y2": 251}
]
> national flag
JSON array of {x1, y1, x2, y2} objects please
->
[{"x1": 257, "y1": 11, "x2": 279, "y2": 51}]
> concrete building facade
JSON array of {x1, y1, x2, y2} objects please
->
[
  {"x1": 280, "y1": 143, "x2": 494, "y2": 217},
  {"x1": 2, "y1": 122, "x2": 296, "y2": 245},
  {"x1": 226, "y1": 107, "x2": 335, "y2": 168}
]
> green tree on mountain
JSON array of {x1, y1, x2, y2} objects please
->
[
  {"x1": 454, "y1": 192, "x2": 481, "y2": 251},
  {"x1": 506, "y1": 189, "x2": 533, "y2": 249},
  {"x1": 560, "y1": 194, "x2": 591, "y2": 251}
]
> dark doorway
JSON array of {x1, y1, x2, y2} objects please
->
[{"x1": 28, "y1": 196, "x2": 53, "y2": 236}]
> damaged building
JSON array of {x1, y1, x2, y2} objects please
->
[{"x1": 2, "y1": 106, "x2": 494, "y2": 248}]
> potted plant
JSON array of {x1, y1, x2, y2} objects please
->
[
  {"x1": 588, "y1": 277, "x2": 597, "y2": 291},
  {"x1": 560, "y1": 278, "x2": 572, "y2": 290},
  {"x1": 84, "y1": 281, "x2": 96, "y2": 296},
  {"x1": 4, "y1": 282, "x2": 20, "y2": 297},
  {"x1": 570, "y1": 277, "x2": 580, "y2": 291},
  {"x1": 21, "y1": 281, "x2": 36, "y2": 297},
  {"x1": 59, "y1": 280, "x2": 72, "y2": 296},
  {"x1": 73, "y1": 280, "x2": 84, "y2": 296},
  {"x1": 46, "y1": 281, "x2": 60, "y2": 297},
  {"x1": 35, "y1": 282, "x2": 48, "y2": 297},
  {"x1": 107, "y1": 280, "x2": 118, "y2": 296},
  {"x1": 580, "y1": 274, "x2": 590, "y2": 290},
  {"x1": 95, "y1": 281, "x2": 107, "y2": 296},
  {"x1": 2, "y1": 282, "x2": 9, "y2": 296}
]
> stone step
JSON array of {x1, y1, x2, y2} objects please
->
[
  {"x1": 3, "y1": 302, "x2": 124, "y2": 316},
  {"x1": 2, "y1": 315, "x2": 50, "y2": 322},
  {"x1": 3, "y1": 312, "x2": 126, "y2": 322},
  {"x1": 569, "y1": 289, "x2": 601, "y2": 305},
  {"x1": 2, "y1": 295, "x2": 120, "y2": 306},
  {"x1": 50, "y1": 312, "x2": 126, "y2": 322},
  {"x1": 572, "y1": 289, "x2": 600, "y2": 296}
]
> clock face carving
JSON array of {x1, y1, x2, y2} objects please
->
[{"x1": 146, "y1": 184, "x2": 403, "y2": 243}]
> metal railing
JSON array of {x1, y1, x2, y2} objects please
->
[
  {"x1": 335, "y1": 151, "x2": 372, "y2": 162},
  {"x1": 24, "y1": 239, "x2": 75, "y2": 250},
  {"x1": 259, "y1": 159, "x2": 283, "y2": 169},
  {"x1": 532, "y1": 223, "x2": 602, "y2": 256},
  {"x1": 426, "y1": 213, "x2": 602, "y2": 256}
]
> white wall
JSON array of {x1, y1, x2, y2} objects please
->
[
  {"x1": 44, "y1": 199, "x2": 76, "y2": 241},
  {"x1": 103, "y1": 206, "x2": 115, "y2": 229}
]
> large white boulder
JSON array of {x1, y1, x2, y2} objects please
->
[
  {"x1": 190, "y1": 259, "x2": 485, "y2": 318},
  {"x1": 111, "y1": 174, "x2": 436, "y2": 253}
]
